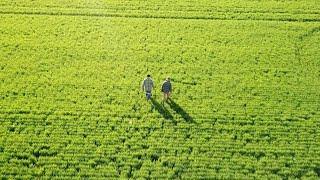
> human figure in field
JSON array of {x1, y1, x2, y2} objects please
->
[
  {"x1": 141, "y1": 74, "x2": 154, "y2": 101},
  {"x1": 161, "y1": 77, "x2": 172, "y2": 103}
]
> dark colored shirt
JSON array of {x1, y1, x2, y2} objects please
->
[{"x1": 162, "y1": 80, "x2": 172, "y2": 93}]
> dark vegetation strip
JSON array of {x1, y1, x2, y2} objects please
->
[
  {"x1": 1, "y1": 93, "x2": 319, "y2": 104},
  {"x1": 2, "y1": 4, "x2": 320, "y2": 15},
  {"x1": 0, "y1": 108, "x2": 318, "y2": 119},
  {"x1": 0, "y1": 10, "x2": 320, "y2": 22}
]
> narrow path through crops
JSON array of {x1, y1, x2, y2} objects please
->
[{"x1": 1, "y1": 9, "x2": 320, "y2": 22}]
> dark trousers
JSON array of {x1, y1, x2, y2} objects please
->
[{"x1": 146, "y1": 91, "x2": 152, "y2": 100}]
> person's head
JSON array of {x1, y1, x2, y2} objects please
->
[
  {"x1": 147, "y1": 74, "x2": 151, "y2": 78},
  {"x1": 166, "y1": 77, "x2": 170, "y2": 81}
]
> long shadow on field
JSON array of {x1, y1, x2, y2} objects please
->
[
  {"x1": 167, "y1": 98, "x2": 195, "y2": 123},
  {"x1": 150, "y1": 98, "x2": 174, "y2": 121}
]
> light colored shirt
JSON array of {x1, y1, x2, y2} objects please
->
[{"x1": 142, "y1": 77, "x2": 154, "y2": 92}]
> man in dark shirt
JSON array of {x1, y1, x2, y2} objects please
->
[{"x1": 161, "y1": 77, "x2": 172, "y2": 103}]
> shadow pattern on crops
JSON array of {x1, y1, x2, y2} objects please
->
[
  {"x1": 167, "y1": 98, "x2": 195, "y2": 123},
  {"x1": 150, "y1": 98, "x2": 174, "y2": 121}
]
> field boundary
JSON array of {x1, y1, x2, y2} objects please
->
[{"x1": 1, "y1": 9, "x2": 320, "y2": 22}]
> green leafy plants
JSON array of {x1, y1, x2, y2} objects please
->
[{"x1": 0, "y1": 0, "x2": 319, "y2": 179}]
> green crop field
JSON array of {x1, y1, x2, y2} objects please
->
[{"x1": 0, "y1": 0, "x2": 320, "y2": 179}]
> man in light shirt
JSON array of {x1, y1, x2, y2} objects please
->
[{"x1": 141, "y1": 74, "x2": 154, "y2": 101}]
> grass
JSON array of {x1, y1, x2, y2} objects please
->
[{"x1": 0, "y1": 0, "x2": 319, "y2": 179}]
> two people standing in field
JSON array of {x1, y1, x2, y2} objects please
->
[{"x1": 141, "y1": 75, "x2": 172, "y2": 103}]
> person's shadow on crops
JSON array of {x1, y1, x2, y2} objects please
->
[
  {"x1": 167, "y1": 98, "x2": 195, "y2": 123},
  {"x1": 150, "y1": 98, "x2": 175, "y2": 122}
]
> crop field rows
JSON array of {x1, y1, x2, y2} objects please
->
[
  {"x1": 1, "y1": 0, "x2": 320, "y2": 179},
  {"x1": 1, "y1": 0, "x2": 320, "y2": 22}
]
